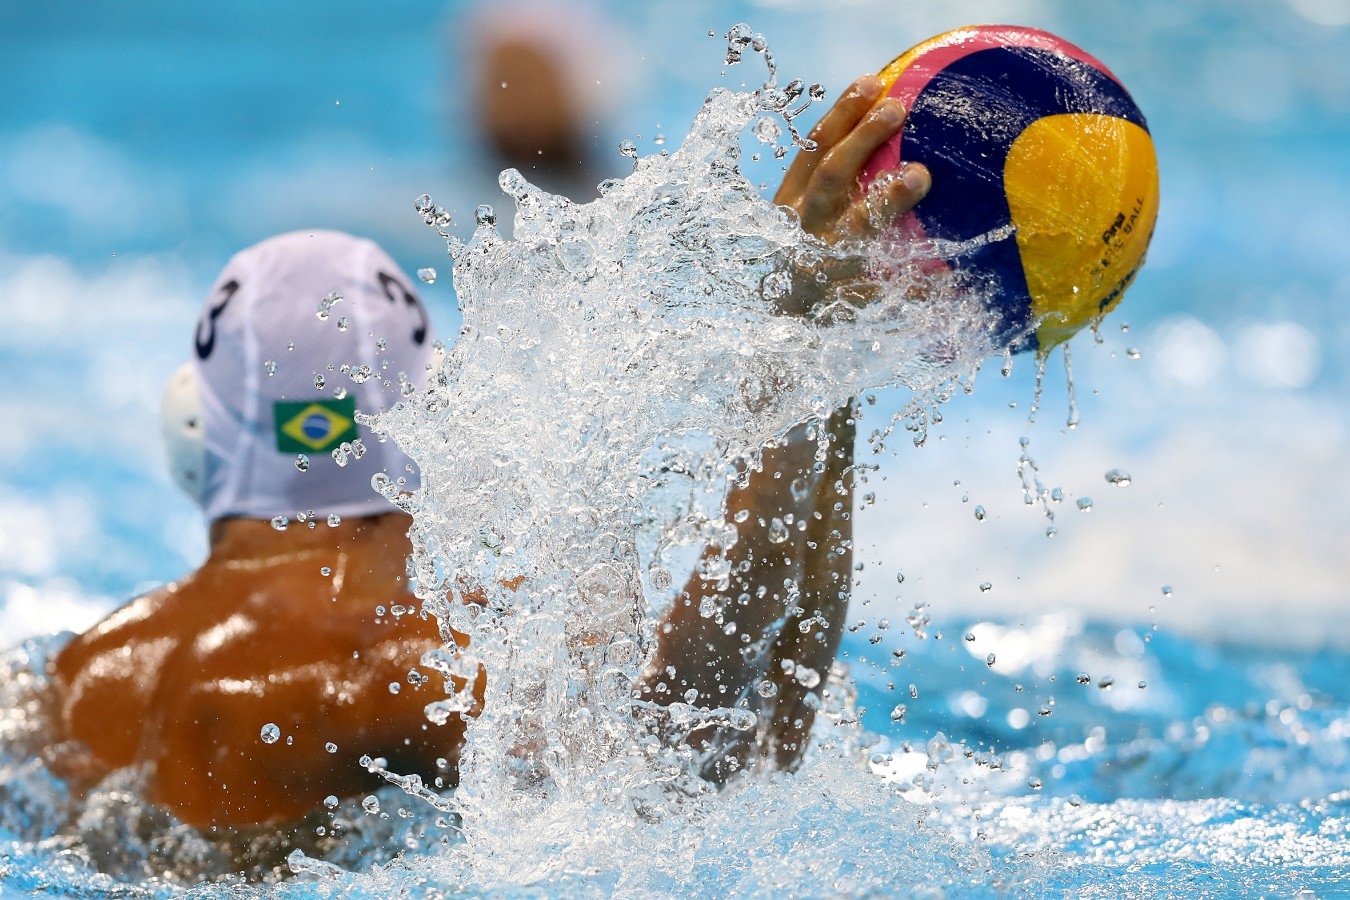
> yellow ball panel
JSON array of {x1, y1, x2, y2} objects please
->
[{"x1": 1004, "y1": 114, "x2": 1159, "y2": 348}]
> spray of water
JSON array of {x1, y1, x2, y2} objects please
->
[{"x1": 360, "y1": 26, "x2": 1016, "y2": 891}]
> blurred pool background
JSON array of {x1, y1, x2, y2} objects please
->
[{"x1": 2, "y1": 3, "x2": 1350, "y2": 887}]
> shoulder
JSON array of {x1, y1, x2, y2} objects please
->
[{"x1": 52, "y1": 576, "x2": 204, "y2": 682}]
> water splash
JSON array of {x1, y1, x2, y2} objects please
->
[{"x1": 366, "y1": 25, "x2": 1010, "y2": 890}]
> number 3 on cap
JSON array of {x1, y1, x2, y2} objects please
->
[
  {"x1": 194, "y1": 280, "x2": 240, "y2": 360},
  {"x1": 377, "y1": 271, "x2": 428, "y2": 346}
]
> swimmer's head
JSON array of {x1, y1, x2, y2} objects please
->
[
  {"x1": 465, "y1": 1, "x2": 630, "y2": 193},
  {"x1": 162, "y1": 230, "x2": 439, "y2": 522}
]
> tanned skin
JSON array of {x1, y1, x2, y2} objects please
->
[{"x1": 51, "y1": 513, "x2": 478, "y2": 828}]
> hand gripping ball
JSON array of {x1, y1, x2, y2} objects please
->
[{"x1": 861, "y1": 25, "x2": 1160, "y2": 353}]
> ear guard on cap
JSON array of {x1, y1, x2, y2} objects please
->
[{"x1": 161, "y1": 362, "x2": 206, "y2": 506}]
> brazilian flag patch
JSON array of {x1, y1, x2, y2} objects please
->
[{"x1": 274, "y1": 397, "x2": 359, "y2": 453}]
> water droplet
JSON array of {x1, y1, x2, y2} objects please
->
[
  {"x1": 1098, "y1": 676, "x2": 1114, "y2": 690},
  {"x1": 618, "y1": 139, "x2": 638, "y2": 159},
  {"x1": 767, "y1": 517, "x2": 790, "y2": 544},
  {"x1": 985, "y1": 652, "x2": 996, "y2": 667},
  {"x1": 1076, "y1": 673, "x2": 1091, "y2": 685},
  {"x1": 332, "y1": 441, "x2": 353, "y2": 468},
  {"x1": 418, "y1": 267, "x2": 437, "y2": 285},
  {"x1": 325, "y1": 741, "x2": 338, "y2": 754},
  {"x1": 413, "y1": 194, "x2": 433, "y2": 214},
  {"x1": 349, "y1": 365, "x2": 374, "y2": 384},
  {"x1": 751, "y1": 115, "x2": 781, "y2": 145},
  {"x1": 732, "y1": 508, "x2": 750, "y2": 523},
  {"x1": 644, "y1": 566, "x2": 671, "y2": 592},
  {"x1": 336, "y1": 316, "x2": 349, "y2": 332},
  {"x1": 722, "y1": 708, "x2": 756, "y2": 732},
  {"x1": 1077, "y1": 497, "x2": 1093, "y2": 512},
  {"x1": 320, "y1": 566, "x2": 332, "y2": 577},
  {"x1": 908, "y1": 684, "x2": 918, "y2": 699},
  {"x1": 889, "y1": 704, "x2": 907, "y2": 723},
  {"x1": 964, "y1": 632, "x2": 976, "y2": 642},
  {"x1": 1138, "y1": 680, "x2": 1148, "y2": 689},
  {"x1": 1161, "y1": 584, "x2": 1173, "y2": 598},
  {"x1": 388, "y1": 682, "x2": 401, "y2": 694},
  {"x1": 1028, "y1": 776, "x2": 1043, "y2": 790},
  {"x1": 260, "y1": 723, "x2": 281, "y2": 744},
  {"x1": 756, "y1": 679, "x2": 778, "y2": 698},
  {"x1": 264, "y1": 359, "x2": 277, "y2": 376},
  {"x1": 271, "y1": 515, "x2": 289, "y2": 531},
  {"x1": 474, "y1": 204, "x2": 496, "y2": 226},
  {"x1": 978, "y1": 581, "x2": 992, "y2": 593},
  {"x1": 1126, "y1": 347, "x2": 1142, "y2": 359},
  {"x1": 314, "y1": 373, "x2": 327, "y2": 389},
  {"x1": 362, "y1": 795, "x2": 381, "y2": 815},
  {"x1": 295, "y1": 454, "x2": 310, "y2": 472},
  {"x1": 761, "y1": 270, "x2": 792, "y2": 300},
  {"x1": 1105, "y1": 468, "x2": 1132, "y2": 487},
  {"x1": 1037, "y1": 706, "x2": 1052, "y2": 717},
  {"x1": 323, "y1": 794, "x2": 340, "y2": 809},
  {"x1": 794, "y1": 666, "x2": 821, "y2": 689},
  {"x1": 327, "y1": 513, "x2": 341, "y2": 527},
  {"x1": 974, "y1": 505, "x2": 986, "y2": 521},
  {"x1": 316, "y1": 291, "x2": 342, "y2": 320}
]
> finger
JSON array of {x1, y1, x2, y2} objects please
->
[
  {"x1": 864, "y1": 162, "x2": 932, "y2": 233},
  {"x1": 796, "y1": 98, "x2": 907, "y2": 233},
  {"x1": 805, "y1": 75, "x2": 886, "y2": 154},
  {"x1": 826, "y1": 162, "x2": 933, "y2": 242},
  {"x1": 817, "y1": 97, "x2": 908, "y2": 198},
  {"x1": 775, "y1": 75, "x2": 884, "y2": 204}
]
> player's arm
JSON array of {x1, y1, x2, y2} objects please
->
[
  {"x1": 641, "y1": 407, "x2": 856, "y2": 782},
  {"x1": 48, "y1": 587, "x2": 196, "y2": 781},
  {"x1": 641, "y1": 77, "x2": 933, "y2": 780}
]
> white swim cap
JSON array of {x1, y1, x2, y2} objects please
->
[
  {"x1": 161, "y1": 361, "x2": 207, "y2": 505},
  {"x1": 174, "y1": 230, "x2": 438, "y2": 522}
]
